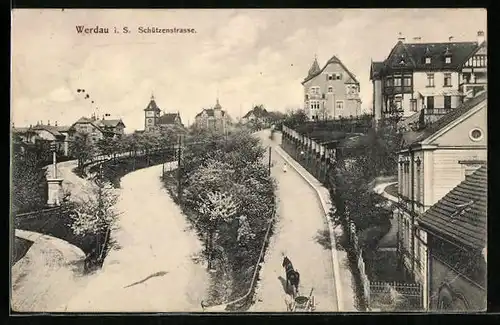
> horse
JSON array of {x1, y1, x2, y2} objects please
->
[{"x1": 282, "y1": 255, "x2": 300, "y2": 297}]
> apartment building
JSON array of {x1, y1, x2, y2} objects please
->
[
  {"x1": 371, "y1": 31, "x2": 487, "y2": 129},
  {"x1": 396, "y1": 91, "x2": 486, "y2": 309}
]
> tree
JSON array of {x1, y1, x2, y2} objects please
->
[
  {"x1": 70, "y1": 134, "x2": 96, "y2": 172},
  {"x1": 11, "y1": 151, "x2": 47, "y2": 213},
  {"x1": 284, "y1": 108, "x2": 309, "y2": 128},
  {"x1": 197, "y1": 190, "x2": 240, "y2": 270},
  {"x1": 68, "y1": 177, "x2": 120, "y2": 270}
]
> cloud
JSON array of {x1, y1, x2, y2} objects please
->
[
  {"x1": 11, "y1": 9, "x2": 488, "y2": 131},
  {"x1": 48, "y1": 86, "x2": 75, "y2": 102}
]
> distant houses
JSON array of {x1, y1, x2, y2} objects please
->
[
  {"x1": 72, "y1": 115, "x2": 126, "y2": 144},
  {"x1": 143, "y1": 94, "x2": 184, "y2": 133},
  {"x1": 241, "y1": 105, "x2": 270, "y2": 126},
  {"x1": 12, "y1": 114, "x2": 126, "y2": 157},
  {"x1": 194, "y1": 98, "x2": 232, "y2": 133}
]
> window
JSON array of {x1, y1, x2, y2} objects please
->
[
  {"x1": 394, "y1": 78, "x2": 402, "y2": 86},
  {"x1": 333, "y1": 73, "x2": 343, "y2": 80},
  {"x1": 425, "y1": 57, "x2": 431, "y2": 64},
  {"x1": 444, "y1": 73, "x2": 452, "y2": 87},
  {"x1": 469, "y1": 128, "x2": 484, "y2": 141},
  {"x1": 328, "y1": 74, "x2": 334, "y2": 81},
  {"x1": 310, "y1": 87, "x2": 319, "y2": 95},
  {"x1": 335, "y1": 101, "x2": 344, "y2": 110},
  {"x1": 328, "y1": 86, "x2": 333, "y2": 93},
  {"x1": 445, "y1": 56, "x2": 452, "y2": 64},
  {"x1": 305, "y1": 94, "x2": 309, "y2": 100},
  {"x1": 444, "y1": 96, "x2": 452, "y2": 109},
  {"x1": 310, "y1": 101, "x2": 320, "y2": 110},
  {"x1": 404, "y1": 77, "x2": 412, "y2": 86},
  {"x1": 322, "y1": 93, "x2": 326, "y2": 99},
  {"x1": 410, "y1": 99, "x2": 417, "y2": 112},
  {"x1": 426, "y1": 96, "x2": 435, "y2": 110},
  {"x1": 427, "y1": 73, "x2": 435, "y2": 87}
]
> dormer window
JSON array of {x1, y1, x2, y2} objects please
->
[
  {"x1": 445, "y1": 57, "x2": 452, "y2": 64},
  {"x1": 425, "y1": 57, "x2": 431, "y2": 64}
]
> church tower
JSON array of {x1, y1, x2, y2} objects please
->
[{"x1": 144, "y1": 94, "x2": 161, "y2": 132}]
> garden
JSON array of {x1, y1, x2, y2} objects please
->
[{"x1": 162, "y1": 128, "x2": 277, "y2": 310}]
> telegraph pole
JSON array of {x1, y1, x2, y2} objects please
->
[
  {"x1": 177, "y1": 135, "x2": 182, "y2": 203},
  {"x1": 268, "y1": 146, "x2": 272, "y2": 176}
]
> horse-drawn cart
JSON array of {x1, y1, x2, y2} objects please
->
[{"x1": 286, "y1": 288, "x2": 315, "y2": 312}]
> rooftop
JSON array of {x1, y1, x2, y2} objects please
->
[{"x1": 418, "y1": 165, "x2": 487, "y2": 250}]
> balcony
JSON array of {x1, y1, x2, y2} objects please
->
[
  {"x1": 383, "y1": 86, "x2": 412, "y2": 95},
  {"x1": 459, "y1": 83, "x2": 487, "y2": 98},
  {"x1": 424, "y1": 107, "x2": 453, "y2": 116}
]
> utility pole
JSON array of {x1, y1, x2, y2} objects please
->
[
  {"x1": 268, "y1": 146, "x2": 272, "y2": 176},
  {"x1": 177, "y1": 135, "x2": 182, "y2": 203}
]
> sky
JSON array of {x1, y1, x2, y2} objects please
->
[{"x1": 11, "y1": 8, "x2": 487, "y2": 132}]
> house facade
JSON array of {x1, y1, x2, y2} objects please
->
[
  {"x1": 72, "y1": 115, "x2": 125, "y2": 145},
  {"x1": 417, "y1": 166, "x2": 487, "y2": 311},
  {"x1": 13, "y1": 122, "x2": 75, "y2": 156},
  {"x1": 194, "y1": 98, "x2": 231, "y2": 133},
  {"x1": 143, "y1": 95, "x2": 184, "y2": 132},
  {"x1": 241, "y1": 105, "x2": 269, "y2": 126},
  {"x1": 302, "y1": 56, "x2": 362, "y2": 121},
  {"x1": 371, "y1": 31, "x2": 487, "y2": 129},
  {"x1": 396, "y1": 91, "x2": 487, "y2": 309}
]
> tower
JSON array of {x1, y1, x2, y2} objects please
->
[{"x1": 144, "y1": 93, "x2": 161, "y2": 132}]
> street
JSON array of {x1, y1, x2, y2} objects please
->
[
  {"x1": 60, "y1": 163, "x2": 209, "y2": 312},
  {"x1": 250, "y1": 131, "x2": 338, "y2": 312}
]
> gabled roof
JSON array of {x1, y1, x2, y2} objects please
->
[
  {"x1": 158, "y1": 113, "x2": 181, "y2": 125},
  {"x1": 402, "y1": 91, "x2": 487, "y2": 147},
  {"x1": 243, "y1": 106, "x2": 269, "y2": 119},
  {"x1": 302, "y1": 55, "x2": 359, "y2": 84},
  {"x1": 31, "y1": 125, "x2": 67, "y2": 137},
  {"x1": 195, "y1": 108, "x2": 228, "y2": 118},
  {"x1": 384, "y1": 41, "x2": 479, "y2": 72},
  {"x1": 95, "y1": 119, "x2": 125, "y2": 128},
  {"x1": 418, "y1": 166, "x2": 487, "y2": 250}
]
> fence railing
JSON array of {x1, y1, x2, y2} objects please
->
[
  {"x1": 202, "y1": 202, "x2": 278, "y2": 312},
  {"x1": 281, "y1": 129, "x2": 425, "y2": 311}
]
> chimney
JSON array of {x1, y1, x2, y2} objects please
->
[
  {"x1": 397, "y1": 32, "x2": 406, "y2": 42},
  {"x1": 55, "y1": 121, "x2": 58, "y2": 126},
  {"x1": 449, "y1": 36, "x2": 454, "y2": 42},
  {"x1": 413, "y1": 36, "x2": 422, "y2": 43},
  {"x1": 477, "y1": 30, "x2": 485, "y2": 44}
]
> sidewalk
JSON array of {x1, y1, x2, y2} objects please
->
[
  {"x1": 274, "y1": 145, "x2": 358, "y2": 312},
  {"x1": 12, "y1": 229, "x2": 88, "y2": 312}
]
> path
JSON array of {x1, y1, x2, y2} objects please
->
[
  {"x1": 11, "y1": 230, "x2": 88, "y2": 312},
  {"x1": 373, "y1": 182, "x2": 398, "y2": 248},
  {"x1": 249, "y1": 131, "x2": 338, "y2": 312},
  {"x1": 60, "y1": 163, "x2": 209, "y2": 312}
]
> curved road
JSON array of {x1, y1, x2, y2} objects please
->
[
  {"x1": 250, "y1": 132, "x2": 338, "y2": 312},
  {"x1": 61, "y1": 163, "x2": 209, "y2": 312}
]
